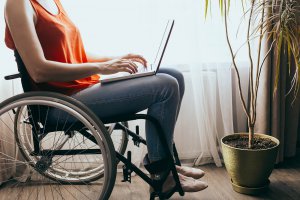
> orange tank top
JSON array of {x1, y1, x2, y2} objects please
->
[{"x1": 5, "y1": 0, "x2": 100, "y2": 94}]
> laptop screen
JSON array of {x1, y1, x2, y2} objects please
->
[
  {"x1": 100, "y1": 20, "x2": 174, "y2": 83},
  {"x1": 151, "y1": 20, "x2": 174, "y2": 73}
]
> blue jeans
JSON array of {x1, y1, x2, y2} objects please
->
[{"x1": 71, "y1": 68, "x2": 185, "y2": 162}]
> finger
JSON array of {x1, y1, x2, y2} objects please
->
[
  {"x1": 120, "y1": 58, "x2": 130, "y2": 63},
  {"x1": 121, "y1": 54, "x2": 132, "y2": 60},
  {"x1": 138, "y1": 56, "x2": 148, "y2": 66},
  {"x1": 117, "y1": 62, "x2": 136, "y2": 74},
  {"x1": 110, "y1": 58, "x2": 124, "y2": 66},
  {"x1": 122, "y1": 60, "x2": 138, "y2": 73},
  {"x1": 130, "y1": 58, "x2": 142, "y2": 64},
  {"x1": 125, "y1": 54, "x2": 148, "y2": 67},
  {"x1": 140, "y1": 58, "x2": 148, "y2": 67},
  {"x1": 135, "y1": 56, "x2": 148, "y2": 67},
  {"x1": 121, "y1": 66, "x2": 134, "y2": 74},
  {"x1": 130, "y1": 58, "x2": 148, "y2": 68},
  {"x1": 127, "y1": 62, "x2": 138, "y2": 73}
]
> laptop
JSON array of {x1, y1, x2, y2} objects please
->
[{"x1": 100, "y1": 20, "x2": 174, "y2": 84}]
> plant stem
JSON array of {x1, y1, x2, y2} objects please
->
[
  {"x1": 248, "y1": 122, "x2": 254, "y2": 148},
  {"x1": 247, "y1": 0, "x2": 255, "y2": 127},
  {"x1": 253, "y1": 0, "x2": 266, "y2": 125},
  {"x1": 224, "y1": 0, "x2": 251, "y2": 120},
  {"x1": 252, "y1": 39, "x2": 276, "y2": 124}
]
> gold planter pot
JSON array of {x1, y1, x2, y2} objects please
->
[{"x1": 221, "y1": 133, "x2": 280, "y2": 195}]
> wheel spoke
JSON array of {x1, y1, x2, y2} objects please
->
[{"x1": 0, "y1": 93, "x2": 116, "y2": 200}]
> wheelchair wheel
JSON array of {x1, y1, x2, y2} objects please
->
[
  {"x1": 0, "y1": 92, "x2": 116, "y2": 200},
  {"x1": 15, "y1": 108, "x2": 129, "y2": 170}
]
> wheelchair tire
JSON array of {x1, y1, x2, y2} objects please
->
[{"x1": 0, "y1": 92, "x2": 117, "y2": 200}]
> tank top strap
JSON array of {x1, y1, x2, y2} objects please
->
[
  {"x1": 28, "y1": 0, "x2": 41, "y2": 18},
  {"x1": 53, "y1": 0, "x2": 68, "y2": 16},
  {"x1": 28, "y1": 0, "x2": 64, "y2": 17}
]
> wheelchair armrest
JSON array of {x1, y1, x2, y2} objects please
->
[{"x1": 4, "y1": 73, "x2": 21, "y2": 80}]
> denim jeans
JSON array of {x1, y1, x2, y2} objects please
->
[{"x1": 71, "y1": 68, "x2": 185, "y2": 162}]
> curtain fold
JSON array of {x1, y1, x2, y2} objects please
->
[
  {"x1": 255, "y1": 40, "x2": 300, "y2": 163},
  {"x1": 174, "y1": 62, "x2": 249, "y2": 167},
  {"x1": 190, "y1": 63, "x2": 233, "y2": 167}
]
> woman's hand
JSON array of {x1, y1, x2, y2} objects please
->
[
  {"x1": 119, "y1": 54, "x2": 148, "y2": 68},
  {"x1": 98, "y1": 58, "x2": 140, "y2": 75},
  {"x1": 98, "y1": 53, "x2": 148, "y2": 75}
]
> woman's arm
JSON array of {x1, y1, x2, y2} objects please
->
[
  {"x1": 5, "y1": 0, "x2": 138, "y2": 83},
  {"x1": 86, "y1": 52, "x2": 115, "y2": 63},
  {"x1": 86, "y1": 52, "x2": 148, "y2": 67}
]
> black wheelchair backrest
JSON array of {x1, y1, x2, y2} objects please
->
[
  {"x1": 4, "y1": 51, "x2": 38, "y2": 92},
  {"x1": 14, "y1": 50, "x2": 34, "y2": 92}
]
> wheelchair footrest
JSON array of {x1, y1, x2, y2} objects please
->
[{"x1": 149, "y1": 185, "x2": 178, "y2": 200}]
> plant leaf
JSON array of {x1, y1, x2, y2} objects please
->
[
  {"x1": 220, "y1": 0, "x2": 224, "y2": 16},
  {"x1": 205, "y1": 0, "x2": 209, "y2": 18},
  {"x1": 274, "y1": 31, "x2": 283, "y2": 94}
]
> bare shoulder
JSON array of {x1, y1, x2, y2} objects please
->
[
  {"x1": 5, "y1": 0, "x2": 26, "y2": 12},
  {"x1": 5, "y1": 0, "x2": 34, "y2": 21}
]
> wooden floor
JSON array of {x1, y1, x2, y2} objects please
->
[
  {"x1": 110, "y1": 153, "x2": 300, "y2": 200},
  {"x1": 0, "y1": 153, "x2": 299, "y2": 200}
]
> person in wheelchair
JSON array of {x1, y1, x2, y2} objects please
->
[{"x1": 4, "y1": 0, "x2": 208, "y2": 193}]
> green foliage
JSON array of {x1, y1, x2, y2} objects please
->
[
  {"x1": 205, "y1": 0, "x2": 230, "y2": 17},
  {"x1": 205, "y1": 0, "x2": 300, "y2": 99},
  {"x1": 269, "y1": 0, "x2": 300, "y2": 96},
  {"x1": 204, "y1": 0, "x2": 300, "y2": 147}
]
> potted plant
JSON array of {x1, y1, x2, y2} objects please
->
[{"x1": 206, "y1": 0, "x2": 300, "y2": 195}]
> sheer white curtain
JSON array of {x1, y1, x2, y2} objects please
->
[{"x1": 60, "y1": 0, "x2": 250, "y2": 167}]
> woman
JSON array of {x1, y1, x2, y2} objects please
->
[{"x1": 4, "y1": 0, "x2": 208, "y2": 193}]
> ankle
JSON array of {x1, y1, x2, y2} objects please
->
[{"x1": 143, "y1": 154, "x2": 173, "y2": 176}]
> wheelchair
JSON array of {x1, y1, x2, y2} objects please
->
[{"x1": 0, "y1": 51, "x2": 184, "y2": 200}]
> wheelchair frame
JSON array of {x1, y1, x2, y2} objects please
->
[{"x1": 2, "y1": 52, "x2": 185, "y2": 199}]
